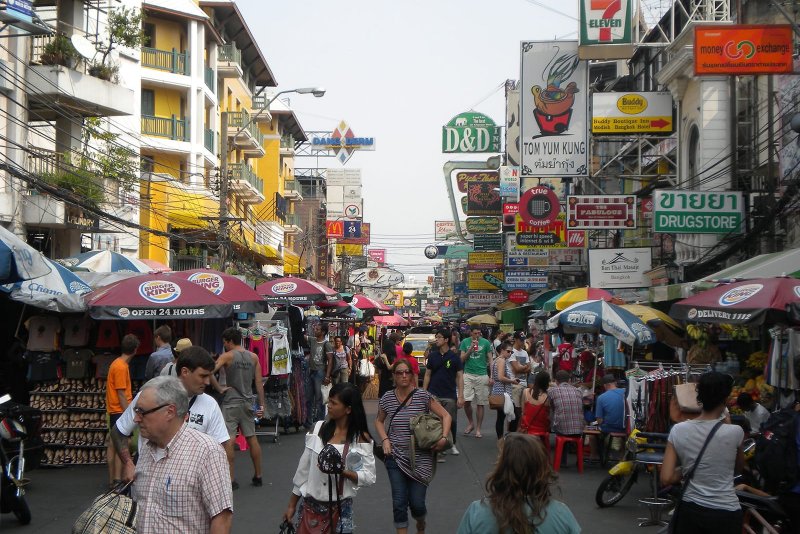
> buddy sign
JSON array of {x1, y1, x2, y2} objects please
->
[
  {"x1": 580, "y1": 0, "x2": 632, "y2": 45},
  {"x1": 443, "y1": 112, "x2": 502, "y2": 153}
]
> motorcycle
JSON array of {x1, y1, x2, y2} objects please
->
[
  {"x1": 0, "y1": 393, "x2": 32, "y2": 525},
  {"x1": 595, "y1": 429, "x2": 670, "y2": 508}
]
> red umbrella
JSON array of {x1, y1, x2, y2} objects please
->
[
  {"x1": 172, "y1": 269, "x2": 267, "y2": 314},
  {"x1": 256, "y1": 276, "x2": 339, "y2": 305},
  {"x1": 369, "y1": 314, "x2": 409, "y2": 327},
  {"x1": 352, "y1": 293, "x2": 392, "y2": 316},
  {"x1": 85, "y1": 273, "x2": 234, "y2": 320},
  {"x1": 670, "y1": 277, "x2": 800, "y2": 325}
]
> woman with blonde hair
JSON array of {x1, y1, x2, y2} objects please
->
[{"x1": 457, "y1": 433, "x2": 580, "y2": 533}]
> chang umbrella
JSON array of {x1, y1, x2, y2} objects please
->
[
  {"x1": 60, "y1": 250, "x2": 152, "y2": 273},
  {"x1": 542, "y1": 287, "x2": 617, "y2": 311},
  {"x1": 670, "y1": 277, "x2": 800, "y2": 326},
  {"x1": 2, "y1": 257, "x2": 92, "y2": 312},
  {"x1": 0, "y1": 225, "x2": 51, "y2": 284},
  {"x1": 172, "y1": 269, "x2": 267, "y2": 314},
  {"x1": 351, "y1": 293, "x2": 392, "y2": 316},
  {"x1": 256, "y1": 276, "x2": 339, "y2": 305},
  {"x1": 620, "y1": 304, "x2": 685, "y2": 347},
  {"x1": 85, "y1": 274, "x2": 233, "y2": 320},
  {"x1": 546, "y1": 299, "x2": 656, "y2": 346}
]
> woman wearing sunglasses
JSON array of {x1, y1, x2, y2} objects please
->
[{"x1": 375, "y1": 359, "x2": 452, "y2": 534}]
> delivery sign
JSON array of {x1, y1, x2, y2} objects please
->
[{"x1": 695, "y1": 25, "x2": 794, "y2": 75}]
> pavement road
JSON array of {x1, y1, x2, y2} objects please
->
[{"x1": 1, "y1": 400, "x2": 662, "y2": 532}]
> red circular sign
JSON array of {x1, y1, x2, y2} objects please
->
[
  {"x1": 519, "y1": 186, "x2": 559, "y2": 227},
  {"x1": 508, "y1": 289, "x2": 529, "y2": 305}
]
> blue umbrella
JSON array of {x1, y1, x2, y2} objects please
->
[
  {"x1": 2, "y1": 257, "x2": 92, "y2": 312},
  {"x1": 60, "y1": 250, "x2": 151, "y2": 273},
  {"x1": 546, "y1": 299, "x2": 656, "y2": 346},
  {"x1": 0, "y1": 225, "x2": 51, "y2": 284}
]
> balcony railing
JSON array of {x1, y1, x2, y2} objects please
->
[
  {"x1": 229, "y1": 162, "x2": 263, "y2": 194},
  {"x1": 204, "y1": 128, "x2": 215, "y2": 153},
  {"x1": 218, "y1": 44, "x2": 242, "y2": 67},
  {"x1": 252, "y1": 94, "x2": 267, "y2": 110},
  {"x1": 226, "y1": 110, "x2": 265, "y2": 147},
  {"x1": 204, "y1": 66, "x2": 215, "y2": 93},
  {"x1": 142, "y1": 115, "x2": 188, "y2": 141},
  {"x1": 285, "y1": 213, "x2": 301, "y2": 227},
  {"x1": 142, "y1": 47, "x2": 189, "y2": 75}
]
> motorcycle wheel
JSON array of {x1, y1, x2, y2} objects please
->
[
  {"x1": 11, "y1": 495, "x2": 31, "y2": 525},
  {"x1": 595, "y1": 471, "x2": 637, "y2": 508}
]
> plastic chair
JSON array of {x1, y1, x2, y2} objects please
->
[
  {"x1": 553, "y1": 434, "x2": 583, "y2": 473},
  {"x1": 530, "y1": 431, "x2": 550, "y2": 455}
]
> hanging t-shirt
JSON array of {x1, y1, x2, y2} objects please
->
[
  {"x1": 128, "y1": 354, "x2": 148, "y2": 381},
  {"x1": 271, "y1": 334, "x2": 291, "y2": 376},
  {"x1": 557, "y1": 342, "x2": 575, "y2": 372},
  {"x1": 62, "y1": 316, "x2": 91, "y2": 347},
  {"x1": 95, "y1": 322, "x2": 121, "y2": 349},
  {"x1": 62, "y1": 348, "x2": 94, "y2": 379},
  {"x1": 93, "y1": 352, "x2": 117, "y2": 380},
  {"x1": 25, "y1": 351, "x2": 61, "y2": 382},
  {"x1": 26, "y1": 316, "x2": 61, "y2": 352},
  {"x1": 248, "y1": 335, "x2": 270, "y2": 377},
  {"x1": 123, "y1": 321, "x2": 154, "y2": 356}
]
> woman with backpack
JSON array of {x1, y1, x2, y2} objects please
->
[
  {"x1": 661, "y1": 372, "x2": 745, "y2": 533},
  {"x1": 283, "y1": 382, "x2": 376, "y2": 533},
  {"x1": 375, "y1": 359, "x2": 451, "y2": 534}
]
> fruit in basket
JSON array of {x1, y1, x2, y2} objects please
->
[{"x1": 746, "y1": 351, "x2": 768, "y2": 370}]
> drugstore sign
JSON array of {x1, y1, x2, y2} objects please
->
[{"x1": 653, "y1": 190, "x2": 744, "y2": 234}]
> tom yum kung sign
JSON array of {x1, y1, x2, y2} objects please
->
[{"x1": 653, "y1": 191, "x2": 744, "y2": 234}]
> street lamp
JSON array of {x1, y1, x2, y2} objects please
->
[{"x1": 218, "y1": 86, "x2": 326, "y2": 271}]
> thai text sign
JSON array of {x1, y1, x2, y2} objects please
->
[
  {"x1": 443, "y1": 112, "x2": 502, "y2": 153},
  {"x1": 588, "y1": 247, "x2": 651, "y2": 288},
  {"x1": 653, "y1": 190, "x2": 744, "y2": 234},
  {"x1": 694, "y1": 25, "x2": 794, "y2": 75},
  {"x1": 468, "y1": 252, "x2": 503, "y2": 270},
  {"x1": 591, "y1": 92, "x2": 673, "y2": 134},
  {"x1": 580, "y1": 0, "x2": 632, "y2": 45},
  {"x1": 467, "y1": 271, "x2": 505, "y2": 291},
  {"x1": 504, "y1": 269, "x2": 549, "y2": 290},
  {"x1": 466, "y1": 217, "x2": 501, "y2": 234},
  {"x1": 520, "y1": 41, "x2": 588, "y2": 177},
  {"x1": 567, "y1": 195, "x2": 636, "y2": 229}
]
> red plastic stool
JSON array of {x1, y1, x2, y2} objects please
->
[
  {"x1": 553, "y1": 434, "x2": 584, "y2": 473},
  {"x1": 235, "y1": 431, "x2": 248, "y2": 451},
  {"x1": 530, "y1": 432, "x2": 550, "y2": 455}
]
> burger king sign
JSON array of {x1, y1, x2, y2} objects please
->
[{"x1": 139, "y1": 280, "x2": 181, "y2": 304}]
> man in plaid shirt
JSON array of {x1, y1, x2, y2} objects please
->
[
  {"x1": 133, "y1": 376, "x2": 233, "y2": 533},
  {"x1": 548, "y1": 370, "x2": 585, "y2": 437}
]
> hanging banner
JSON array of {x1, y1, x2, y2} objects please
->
[
  {"x1": 520, "y1": 41, "x2": 588, "y2": 177},
  {"x1": 566, "y1": 195, "x2": 636, "y2": 229}
]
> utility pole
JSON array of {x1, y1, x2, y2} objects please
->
[{"x1": 219, "y1": 112, "x2": 230, "y2": 270}]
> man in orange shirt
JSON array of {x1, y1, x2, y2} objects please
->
[{"x1": 106, "y1": 334, "x2": 138, "y2": 486}]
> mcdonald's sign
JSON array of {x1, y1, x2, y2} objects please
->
[{"x1": 326, "y1": 220, "x2": 344, "y2": 238}]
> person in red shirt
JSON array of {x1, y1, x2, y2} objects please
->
[
  {"x1": 399, "y1": 342, "x2": 420, "y2": 380},
  {"x1": 106, "y1": 334, "x2": 138, "y2": 487}
]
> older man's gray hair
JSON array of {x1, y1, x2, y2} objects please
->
[{"x1": 141, "y1": 376, "x2": 189, "y2": 417}]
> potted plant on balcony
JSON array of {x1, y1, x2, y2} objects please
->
[
  {"x1": 88, "y1": 6, "x2": 145, "y2": 82},
  {"x1": 40, "y1": 34, "x2": 78, "y2": 68}
]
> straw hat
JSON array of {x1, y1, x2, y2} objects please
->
[{"x1": 174, "y1": 338, "x2": 192, "y2": 353}]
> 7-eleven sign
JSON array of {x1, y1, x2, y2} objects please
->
[{"x1": 580, "y1": 0, "x2": 632, "y2": 45}]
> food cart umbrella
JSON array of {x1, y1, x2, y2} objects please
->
[
  {"x1": 369, "y1": 314, "x2": 409, "y2": 327},
  {"x1": 620, "y1": 304, "x2": 685, "y2": 348},
  {"x1": 351, "y1": 293, "x2": 392, "y2": 316},
  {"x1": 670, "y1": 277, "x2": 800, "y2": 325},
  {"x1": 85, "y1": 274, "x2": 233, "y2": 320},
  {"x1": 467, "y1": 313, "x2": 499, "y2": 326},
  {"x1": 172, "y1": 269, "x2": 267, "y2": 314},
  {"x1": 256, "y1": 276, "x2": 339, "y2": 305},
  {"x1": 546, "y1": 299, "x2": 657, "y2": 346},
  {"x1": 60, "y1": 249, "x2": 152, "y2": 273},
  {"x1": 542, "y1": 287, "x2": 618, "y2": 311},
  {"x1": 2, "y1": 256, "x2": 91, "y2": 312},
  {"x1": 0, "y1": 225, "x2": 51, "y2": 284}
]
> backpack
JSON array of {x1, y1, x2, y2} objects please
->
[{"x1": 754, "y1": 408, "x2": 799, "y2": 493}]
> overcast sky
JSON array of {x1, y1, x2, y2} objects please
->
[{"x1": 237, "y1": 0, "x2": 580, "y2": 281}]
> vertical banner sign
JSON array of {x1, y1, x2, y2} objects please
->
[
  {"x1": 580, "y1": 0, "x2": 632, "y2": 45},
  {"x1": 506, "y1": 84, "x2": 521, "y2": 166},
  {"x1": 499, "y1": 166, "x2": 520, "y2": 200},
  {"x1": 520, "y1": 41, "x2": 588, "y2": 177}
]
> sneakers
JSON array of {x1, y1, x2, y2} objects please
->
[
  {"x1": 251, "y1": 476, "x2": 263, "y2": 487},
  {"x1": 450, "y1": 445, "x2": 460, "y2": 456}
]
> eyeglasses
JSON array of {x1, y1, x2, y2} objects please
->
[
  {"x1": 133, "y1": 403, "x2": 170, "y2": 417},
  {"x1": 394, "y1": 370, "x2": 412, "y2": 376}
]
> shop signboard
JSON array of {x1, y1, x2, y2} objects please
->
[
  {"x1": 520, "y1": 40, "x2": 588, "y2": 177},
  {"x1": 588, "y1": 247, "x2": 651, "y2": 288},
  {"x1": 326, "y1": 220, "x2": 344, "y2": 238},
  {"x1": 504, "y1": 269, "x2": 549, "y2": 290},
  {"x1": 519, "y1": 186, "x2": 560, "y2": 227},
  {"x1": 456, "y1": 171, "x2": 499, "y2": 193},
  {"x1": 652, "y1": 190, "x2": 744, "y2": 234},
  {"x1": 503, "y1": 203, "x2": 519, "y2": 230},
  {"x1": 579, "y1": 0, "x2": 632, "y2": 45},
  {"x1": 468, "y1": 251, "x2": 504, "y2": 270},
  {"x1": 453, "y1": 282, "x2": 468, "y2": 297},
  {"x1": 466, "y1": 178, "x2": 501, "y2": 216},
  {"x1": 473, "y1": 233, "x2": 503, "y2": 251},
  {"x1": 591, "y1": 92, "x2": 673, "y2": 134},
  {"x1": 507, "y1": 289, "x2": 529, "y2": 304},
  {"x1": 367, "y1": 249, "x2": 385, "y2": 264},
  {"x1": 506, "y1": 86, "x2": 521, "y2": 167},
  {"x1": 465, "y1": 216, "x2": 501, "y2": 234},
  {"x1": 467, "y1": 271, "x2": 505, "y2": 291},
  {"x1": 515, "y1": 213, "x2": 586, "y2": 249},
  {"x1": 566, "y1": 195, "x2": 636, "y2": 229},
  {"x1": 349, "y1": 267, "x2": 404, "y2": 288},
  {"x1": 694, "y1": 25, "x2": 794, "y2": 75},
  {"x1": 499, "y1": 166, "x2": 520, "y2": 200},
  {"x1": 338, "y1": 223, "x2": 371, "y2": 245},
  {"x1": 442, "y1": 111, "x2": 502, "y2": 153},
  {"x1": 435, "y1": 220, "x2": 469, "y2": 240},
  {"x1": 312, "y1": 121, "x2": 375, "y2": 164},
  {"x1": 466, "y1": 291, "x2": 505, "y2": 309},
  {"x1": 505, "y1": 233, "x2": 549, "y2": 267}
]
